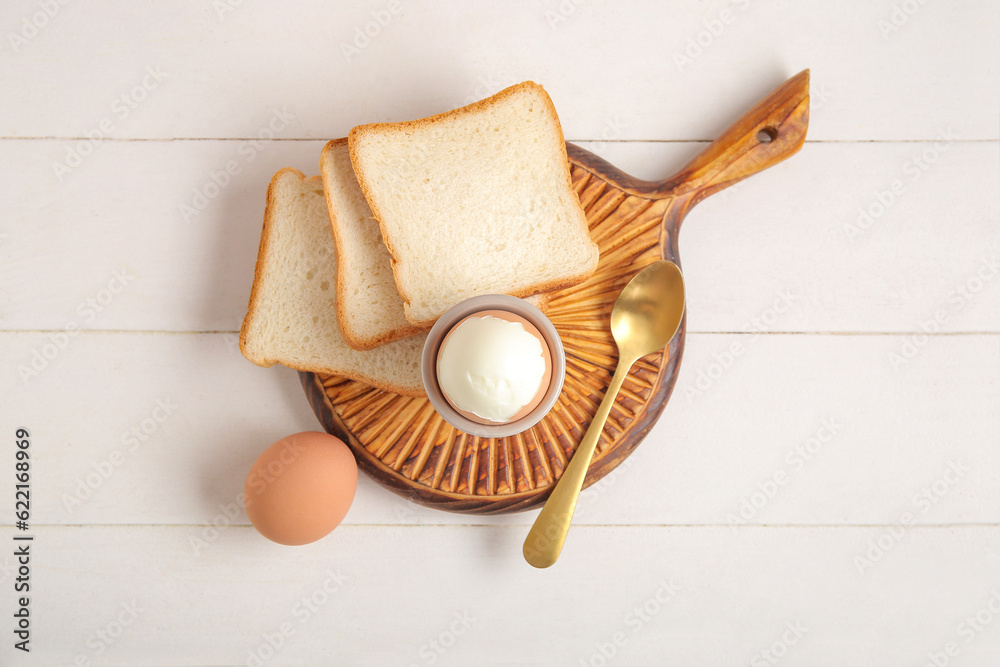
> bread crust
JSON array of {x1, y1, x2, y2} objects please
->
[
  {"x1": 239, "y1": 167, "x2": 425, "y2": 398},
  {"x1": 348, "y1": 81, "x2": 598, "y2": 329},
  {"x1": 239, "y1": 166, "x2": 306, "y2": 364},
  {"x1": 319, "y1": 138, "x2": 426, "y2": 350}
]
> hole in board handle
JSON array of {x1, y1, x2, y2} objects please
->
[{"x1": 757, "y1": 127, "x2": 778, "y2": 143}]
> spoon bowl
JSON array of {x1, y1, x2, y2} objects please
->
[
  {"x1": 611, "y1": 260, "x2": 688, "y2": 360},
  {"x1": 523, "y1": 260, "x2": 685, "y2": 568}
]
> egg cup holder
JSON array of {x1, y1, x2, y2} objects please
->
[{"x1": 420, "y1": 295, "x2": 566, "y2": 439}]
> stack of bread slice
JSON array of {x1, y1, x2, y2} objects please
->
[{"x1": 239, "y1": 81, "x2": 600, "y2": 397}]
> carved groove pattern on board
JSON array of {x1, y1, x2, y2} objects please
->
[{"x1": 303, "y1": 151, "x2": 682, "y2": 514}]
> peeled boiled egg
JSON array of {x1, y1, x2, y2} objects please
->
[
  {"x1": 244, "y1": 431, "x2": 358, "y2": 545},
  {"x1": 436, "y1": 310, "x2": 553, "y2": 424}
]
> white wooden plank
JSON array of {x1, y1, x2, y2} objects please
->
[
  {"x1": 1, "y1": 1, "x2": 996, "y2": 141},
  {"x1": 0, "y1": 138, "x2": 325, "y2": 333},
  {"x1": 581, "y1": 330, "x2": 1000, "y2": 528},
  {"x1": 676, "y1": 139, "x2": 1000, "y2": 335},
  {"x1": 1, "y1": 331, "x2": 996, "y2": 527},
  {"x1": 2, "y1": 139, "x2": 997, "y2": 333},
  {"x1": 0, "y1": 524, "x2": 998, "y2": 665}
]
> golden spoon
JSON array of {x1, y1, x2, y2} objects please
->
[{"x1": 523, "y1": 260, "x2": 685, "y2": 568}]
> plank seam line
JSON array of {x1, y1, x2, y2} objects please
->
[
  {"x1": 0, "y1": 137, "x2": 995, "y2": 144},
  {"x1": 2, "y1": 330, "x2": 997, "y2": 337},
  {"x1": 6, "y1": 523, "x2": 1000, "y2": 529}
]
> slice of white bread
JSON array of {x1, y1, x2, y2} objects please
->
[
  {"x1": 320, "y1": 138, "x2": 424, "y2": 350},
  {"x1": 349, "y1": 81, "x2": 599, "y2": 327},
  {"x1": 239, "y1": 168, "x2": 425, "y2": 397},
  {"x1": 320, "y1": 137, "x2": 552, "y2": 346}
]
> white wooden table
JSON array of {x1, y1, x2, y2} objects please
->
[{"x1": 2, "y1": 1, "x2": 998, "y2": 665}]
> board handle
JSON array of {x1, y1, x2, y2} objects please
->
[{"x1": 657, "y1": 69, "x2": 810, "y2": 207}]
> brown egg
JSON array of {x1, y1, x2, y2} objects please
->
[{"x1": 244, "y1": 432, "x2": 358, "y2": 546}]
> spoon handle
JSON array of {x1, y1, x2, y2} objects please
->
[{"x1": 523, "y1": 357, "x2": 634, "y2": 568}]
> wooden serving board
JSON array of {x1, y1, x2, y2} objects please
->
[{"x1": 301, "y1": 71, "x2": 810, "y2": 514}]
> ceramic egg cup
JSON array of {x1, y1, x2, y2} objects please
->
[{"x1": 421, "y1": 295, "x2": 566, "y2": 438}]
